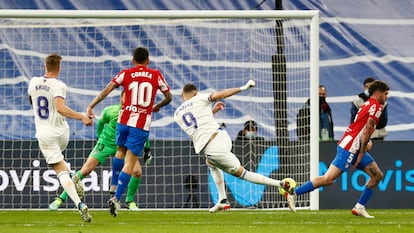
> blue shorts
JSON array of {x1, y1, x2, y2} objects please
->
[
  {"x1": 331, "y1": 145, "x2": 375, "y2": 171},
  {"x1": 116, "y1": 123, "x2": 149, "y2": 157}
]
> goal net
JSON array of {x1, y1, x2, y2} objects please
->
[{"x1": 0, "y1": 10, "x2": 319, "y2": 210}]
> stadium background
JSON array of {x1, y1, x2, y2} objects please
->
[{"x1": 0, "y1": 0, "x2": 413, "y2": 209}]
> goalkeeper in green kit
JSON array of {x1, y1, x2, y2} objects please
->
[{"x1": 49, "y1": 91, "x2": 152, "y2": 211}]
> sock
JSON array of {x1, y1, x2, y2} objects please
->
[
  {"x1": 59, "y1": 190, "x2": 68, "y2": 201},
  {"x1": 355, "y1": 203, "x2": 364, "y2": 209},
  {"x1": 112, "y1": 157, "x2": 125, "y2": 186},
  {"x1": 110, "y1": 191, "x2": 116, "y2": 197},
  {"x1": 126, "y1": 176, "x2": 142, "y2": 203},
  {"x1": 209, "y1": 167, "x2": 226, "y2": 201},
  {"x1": 115, "y1": 171, "x2": 131, "y2": 201},
  {"x1": 144, "y1": 139, "x2": 151, "y2": 149},
  {"x1": 295, "y1": 181, "x2": 315, "y2": 195},
  {"x1": 57, "y1": 171, "x2": 81, "y2": 207},
  {"x1": 357, "y1": 187, "x2": 374, "y2": 206},
  {"x1": 76, "y1": 170, "x2": 85, "y2": 179},
  {"x1": 59, "y1": 170, "x2": 85, "y2": 201},
  {"x1": 240, "y1": 170, "x2": 281, "y2": 187}
]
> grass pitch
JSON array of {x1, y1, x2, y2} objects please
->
[{"x1": 1, "y1": 209, "x2": 413, "y2": 233}]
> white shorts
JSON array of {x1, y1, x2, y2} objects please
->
[
  {"x1": 203, "y1": 130, "x2": 241, "y2": 174},
  {"x1": 37, "y1": 129, "x2": 69, "y2": 164}
]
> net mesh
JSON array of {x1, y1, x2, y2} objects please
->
[{"x1": 0, "y1": 15, "x2": 314, "y2": 209}]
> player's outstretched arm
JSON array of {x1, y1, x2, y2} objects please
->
[
  {"x1": 55, "y1": 98, "x2": 92, "y2": 126},
  {"x1": 210, "y1": 79, "x2": 255, "y2": 102},
  {"x1": 87, "y1": 82, "x2": 117, "y2": 118}
]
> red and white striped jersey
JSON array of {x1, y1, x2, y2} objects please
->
[
  {"x1": 338, "y1": 97, "x2": 383, "y2": 154},
  {"x1": 112, "y1": 65, "x2": 170, "y2": 130}
]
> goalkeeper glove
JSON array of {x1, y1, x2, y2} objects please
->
[
  {"x1": 143, "y1": 147, "x2": 152, "y2": 166},
  {"x1": 239, "y1": 79, "x2": 256, "y2": 91}
]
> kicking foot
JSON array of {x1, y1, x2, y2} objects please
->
[{"x1": 285, "y1": 192, "x2": 296, "y2": 213}]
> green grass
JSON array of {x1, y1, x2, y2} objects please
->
[{"x1": 1, "y1": 209, "x2": 414, "y2": 233}]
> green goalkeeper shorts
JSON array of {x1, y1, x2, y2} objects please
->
[{"x1": 88, "y1": 140, "x2": 117, "y2": 164}]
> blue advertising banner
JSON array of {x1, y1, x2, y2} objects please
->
[
  {"x1": 319, "y1": 141, "x2": 414, "y2": 209},
  {"x1": 0, "y1": 140, "x2": 412, "y2": 209}
]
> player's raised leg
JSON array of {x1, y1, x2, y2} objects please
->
[
  {"x1": 205, "y1": 134, "x2": 296, "y2": 212},
  {"x1": 238, "y1": 169, "x2": 296, "y2": 212}
]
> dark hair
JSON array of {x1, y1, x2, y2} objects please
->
[
  {"x1": 244, "y1": 120, "x2": 257, "y2": 130},
  {"x1": 368, "y1": 80, "x2": 389, "y2": 95},
  {"x1": 363, "y1": 77, "x2": 375, "y2": 85},
  {"x1": 133, "y1": 47, "x2": 149, "y2": 64},
  {"x1": 182, "y1": 84, "x2": 198, "y2": 93}
]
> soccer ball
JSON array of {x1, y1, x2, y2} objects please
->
[{"x1": 278, "y1": 177, "x2": 297, "y2": 196}]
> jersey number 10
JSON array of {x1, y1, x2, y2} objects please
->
[{"x1": 128, "y1": 80, "x2": 153, "y2": 108}]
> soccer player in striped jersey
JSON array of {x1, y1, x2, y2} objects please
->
[
  {"x1": 28, "y1": 53, "x2": 92, "y2": 222},
  {"x1": 49, "y1": 91, "x2": 152, "y2": 211},
  {"x1": 173, "y1": 80, "x2": 295, "y2": 213},
  {"x1": 86, "y1": 47, "x2": 172, "y2": 217},
  {"x1": 292, "y1": 80, "x2": 390, "y2": 218}
]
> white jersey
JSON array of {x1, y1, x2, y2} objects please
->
[
  {"x1": 174, "y1": 93, "x2": 221, "y2": 153},
  {"x1": 28, "y1": 76, "x2": 69, "y2": 139}
]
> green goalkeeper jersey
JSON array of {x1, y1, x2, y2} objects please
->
[{"x1": 96, "y1": 104, "x2": 121, "y2": 147}]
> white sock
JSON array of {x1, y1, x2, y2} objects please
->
[
  {"x1": 57, "y1": 171, "x2": 81, "y2": 207},
  {"x1": 209, "y1": 167, "x2": 227, "y2": 201},
  {"x1": 355, "y1": 203, "x2": 364, "y2": 208},
  {"x1": 241, "y1": 170, "x2": 281, "y2": 187}
]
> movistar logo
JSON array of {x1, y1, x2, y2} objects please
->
[{"x1": 208, "y1": 146, "x2": 279, "y2": 206}]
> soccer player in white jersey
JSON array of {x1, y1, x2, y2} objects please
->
[
  {"x1": 27, "y1": 53, "x2": 93, "y2": 222},
  {"x1": 174, "y1": 80, "x2": 296, "y2": 213},
  {"x1": 292, "y1": 80, "x2": 390, "y2": 218},
  {"x1": 87, "y1": 47, "x2": 172, "y2": 217}
]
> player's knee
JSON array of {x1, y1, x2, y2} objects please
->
[
  {"x1": 230, "y1": 167, "x2": 244, "y2": 177},
  {"x1": 133, "y1": 171, "x2": 142, "y2": 178},
  {"x1": 374, "y1": 170, "x2": 384, "y2": 183},
  {"x1": 132, "y1": 167, "x2": 142, "y2": 177}
]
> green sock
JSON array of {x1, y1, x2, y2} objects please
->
[
  {"x1": 76, "y1": 170, "x2": 85, "y2": 179},
  {"x1": 126, "y1": 176, "x2": 141, "y2": 203},
  {"x1": 144, "y1": 139, "x2": 151, "y2": 149},
  {"x1": 59, "y1": 170, "x2": 85, "y2": 201},
  {"x1": 59, "y1": 190, "x2": 68, "y2": 201}
]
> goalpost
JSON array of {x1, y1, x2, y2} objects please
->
[{"x1": 0, "y1": 10, "x2": 319, "y2": 210}]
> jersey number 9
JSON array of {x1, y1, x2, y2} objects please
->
[{"x1": 182, "y1": 112, "x2": 198, "y2": 129}]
